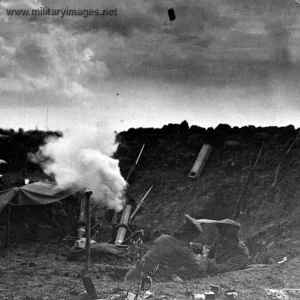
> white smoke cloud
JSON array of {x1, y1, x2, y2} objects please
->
[{"x1": 38, "y1": 126, "x2": 126, "y2": 211}]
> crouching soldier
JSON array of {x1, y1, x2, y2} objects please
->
[
  {"x1": 125, "y1": 214, "x2": 210, "y2": 281},
  {"x1": 199, "y1": 219, "x2": 250, "y2": 275}
]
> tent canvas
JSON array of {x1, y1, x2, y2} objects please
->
[{"x1": 0, "y1": 181, "x2": 74, "y2": 214}]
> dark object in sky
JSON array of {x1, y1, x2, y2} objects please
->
[{"x1": 168, "y1": 9, "x2": 176, "y2": 21}]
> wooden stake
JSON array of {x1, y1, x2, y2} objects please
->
[
  {"x1": 5, "y1": 205, "x2": 10, "y2": 248},
  {"x1": 129, "y1": 185, "x2": 153, "y2": 224},
  {"x1": 84, "y1": 190, "x2": 92, "y2": 273},
  {"x1": 232, "y1": 143, "x2": 264, "y2": 219},
  {"x1": 81, "y1": 190, "x2": 97, "y2": 299},
  {"x1": 271, "y1": 130, "x2": 300, "y2": 188}
]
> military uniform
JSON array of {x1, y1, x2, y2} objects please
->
[
  {"x1": 125, "y1": 215, "x2": 209, "y2": 281},
  {"x1": 201, "y1": 219, "x2": 250, "y2": 275},
  {"x1": 207, "y1": 237, "x2": 249, "y2": 274}
]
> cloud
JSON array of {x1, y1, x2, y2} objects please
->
[
  {"x1": 0, "y1": 7, "x2": 110, "y2": 106},
  {"x1": 34, "y1": 0, "x2": 158, "y2": 37},
  {"x1": 15, "y1": 36, "x2": 51, "y2": 77},
  {"x1": 174, "y1": 35, "x2": 198, "y2": 44},
  {"x1": 90, "y1": 0, "x2": 299, "y2": 89},
  {"x1": 0, "y1": 77, "x2": 35, "y2": 93},
  {"x1": 63, "y1": 81, "x2": 94, "y2": 98},
  {"x1": 73, "y1": 13, "x2": 156, "y2": 37},
  {"x1": 1, "y1": 0, "x2": 300, "y2": 113}
]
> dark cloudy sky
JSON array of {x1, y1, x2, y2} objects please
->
[{"x1": 1, "y1": 0, "x2": 300, "y2": 131}]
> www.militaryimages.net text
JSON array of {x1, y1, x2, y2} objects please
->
[{"x1": 6, "y1": 6, "x2": 118, "y2": 17}]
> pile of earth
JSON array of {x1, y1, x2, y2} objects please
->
[
  {"x1": 2, "y1": 122, "x2": 300, "y2": 264},
  {"x1": 114, "y1": 122, "x2": 300, "y2": 265},
  {"x1": 1, "y1": 122, "x2": 300, "y2": 300}
]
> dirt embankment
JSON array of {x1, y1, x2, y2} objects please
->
[
  {"x1": 1, "y1": 122, "x2": 300, "y2": 263},
  {"x1": 115, "y1": 122, "x2": 300, "y2": 264},
  {"x1": 1, "y1": 122, "x2": 300, "y2": 300}
]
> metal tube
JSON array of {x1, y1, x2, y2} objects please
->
[
  {"x1": 78, "y1": 193, "x2": 86, "y2": 238},
  {"x1": 114, "y1": 205, "x2": 132, "y2": 245}
]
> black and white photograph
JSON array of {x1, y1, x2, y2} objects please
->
[{"x1": 0, "y1": 0, "x2": 300, "y2": 299}]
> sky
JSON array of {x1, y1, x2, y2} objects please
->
[{"x1": 1, "y1": 0, "x2": 300, "y2": 132}]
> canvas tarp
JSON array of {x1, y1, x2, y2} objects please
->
[{"x1": 0, "y1": 181, "x2": 74, "y2": 214}]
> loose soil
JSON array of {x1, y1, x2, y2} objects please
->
[
  {"x1": 1, "y1": 124, "x2": 300, "y2": 299},
  {"x1": 1, "y1": 240, "x2": 300, "y2": 299}
]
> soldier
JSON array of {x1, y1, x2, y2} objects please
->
[
  {"x1": 200, "y1": 219, "x2": 250, "y2": 275},
  {"x1": 125, "y1": 214, "x2": 210, "y2": 281}
]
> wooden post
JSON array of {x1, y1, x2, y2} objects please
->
[
  {"x1": 271, "y1": 130, "x2": 300, "y2": 188},
  {"x1": 84, "y1": 190, "x2": 92, "y2": 273},
  {"x1": 232, "y1": 143, "x2": 264, "y2": 219},
  {"x1": 81, "y1": 190, "x2": 97, "y2": 299},
  {"x1": 5, "y1": 205, "x2": 10, "y2": 248}
]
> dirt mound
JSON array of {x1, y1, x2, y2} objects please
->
[
  {"x1": 1, "y1": 122, "x2": 300, "y2": 299},
  {"x1": 115, "y1": 122, "x2": 300, "y2": 264},
  {"x1": 2, "y1": 122, "x2": 299, "y2": 262}
]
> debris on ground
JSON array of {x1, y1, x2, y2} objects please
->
[
  {"x1": 265, "y1": 289, "x2": 289, "y2": 300},
  {"x1": 2, "y1": 124, "x2": 300, "y2": 300}
]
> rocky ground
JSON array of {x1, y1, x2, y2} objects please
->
[
  {"x1": 1, "y1": 239, "x2": 300, "y2": 299},
  {"x1": 1, "y1": 122, "x2": 300, "y2": 299}
]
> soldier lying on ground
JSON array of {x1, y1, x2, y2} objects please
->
[
  {"x1": 191, "y1": 219, "x2": 250, "y2": 275},
  {"x1": 124, "y1": 214, "x2": 210, "y2": 281}
]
